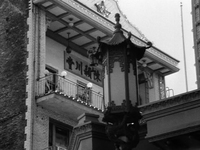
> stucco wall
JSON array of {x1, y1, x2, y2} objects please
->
[
  {"x1": 146, "y1": 106, "x2": 200, "y2": 139},
  {"x1": 46, "y1": 37, "x2": 103, "y2": 94}
]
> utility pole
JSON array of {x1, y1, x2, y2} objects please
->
[{"x1": 180, "y1": 2, "x2": 188, "y2": 92}]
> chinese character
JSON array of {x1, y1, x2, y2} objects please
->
[
  {"x1": 84, "y1": 65, "x2": 93, "y2": 79},
  {"x1": 93, "y1": 69, "x2": 101, "y2": 82},
  {"x1": 66, "y1": 56, "x2": 74, "y2": 70},
  {"x1": 75, "y1": 61, "x2": 83, "y2": 75}
]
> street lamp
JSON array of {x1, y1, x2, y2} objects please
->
[
  {"x1": 61, "y1": 70, "x2": 67, "y2": 78},
  {"x1": 87, "y1": 82, "x2": 93, "y2": 88},
  {"x1": 88, "y1": 13, "x2": 152, "y2": 150}
]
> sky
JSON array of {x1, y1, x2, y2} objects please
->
[{"x1": 118, "y1": 0, "x2": 197, "y2": 95}]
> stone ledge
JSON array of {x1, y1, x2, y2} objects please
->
[
  {"x1": 147, "y1": 123, "x2": 200, "y2": 142},
  {"x1": 139, "y1": 89, "x2": 200, "y2": 118}
]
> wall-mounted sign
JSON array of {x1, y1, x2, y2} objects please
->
[
  {"x1": 64, "y1": 53, "x2": 103, "y2": 86},
  {"x1": 95, "y1": 1, "x2": 111, "y2": 18}
]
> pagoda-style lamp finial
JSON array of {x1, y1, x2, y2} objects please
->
[{"x1": 114, "y1": 13, "x2": 122, "y2": 33}]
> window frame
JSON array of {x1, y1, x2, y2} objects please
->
[{"x1": 49, "y1": 118, "x2": 73, "y2": 150}]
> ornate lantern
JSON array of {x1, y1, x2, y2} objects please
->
[{"x1": 88, "y1": 13, "x2": 152, "y2": 150}]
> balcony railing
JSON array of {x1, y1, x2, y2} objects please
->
[{"x1": 36, "y1": 74, "x2": 104, "y2": 111}]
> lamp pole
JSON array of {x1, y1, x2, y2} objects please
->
[{"x1": 88, "y1": 13, "x2": 152, "y2": 150}]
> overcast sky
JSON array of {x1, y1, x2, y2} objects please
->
[{"x1": 118, "y1": 0, "x2": 197, "y2": 95}]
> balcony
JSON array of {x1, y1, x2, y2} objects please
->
[{"x1": 36, "y1": 74, "x2": 104, "y2": 121}]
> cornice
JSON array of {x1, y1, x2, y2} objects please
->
[
  {"x1": 139, "y1": 89, "x2": 200, "y2": 118},
  {"x1": 129, "y1": 38, "x2": 179, "y2": 70},
  {"x1": 52, "y1": 0, "x2": 115, "y2": 31},
  {"x1": 147, "y1": 47, "x2": 179, "y2": 67},
  {"x1": 147, "y1": 123, "x2": 200, "y2": 142}
]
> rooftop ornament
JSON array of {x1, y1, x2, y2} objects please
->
[
  {"x1": 94, "y1": 1, "x2": 111, "y2": 18},
  {"x1": 88, "y1": 13, "x2": 152, "y2": 150}
]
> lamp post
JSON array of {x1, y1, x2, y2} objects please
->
[{"x1": 88, "y1": 13, "x2": 152, "y2": 150}]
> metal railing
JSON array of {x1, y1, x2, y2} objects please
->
[
  {"x1": 36, "y1": 74, "x2": 104, "y2": 111},
  {"x1": 165, "y1": 87, "x2": 174, "y2": 98}
]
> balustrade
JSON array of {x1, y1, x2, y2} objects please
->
[{"x1": 36, "y1": 74, "x2": 104, "y2": 110}]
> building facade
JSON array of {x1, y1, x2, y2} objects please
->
[
  {"x1": 192, "y1": 0, "x2": 200, "y2": 88},
  {"x1": 135, "y1": 1, "x2": 200, "y2": 149},
  {"x1": 0, "y1": 0, "x2": 186, "y2": 150}
]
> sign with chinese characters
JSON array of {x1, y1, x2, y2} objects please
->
[{"x1": 64, "y1": 53, "x2": 103, "y2": 86}]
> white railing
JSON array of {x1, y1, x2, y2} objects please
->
[
  {"x1": 36, "y1": 74, "x2": 104, "y2": 111},
  {"x1": 165, "y1": 87, "x2": 174, "y2": 98}
]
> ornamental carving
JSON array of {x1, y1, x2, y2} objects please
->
[
  {"x1": 109, "y1": 48, "x2": 125, "y2": 73},
  {"x1": 103, "y1": 104, "x2": 142, "y2": 150},
  {"x1": 143, "y1": 70, "x2": 153, "y2": 89},
  {"x1": 95, "y1": 1, "x2": 111, "y2": 18},
  {"x1": 108, "y1": 100, "x2": 134, "y2": 112}
]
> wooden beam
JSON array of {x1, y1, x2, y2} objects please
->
[
  {"x1": 57, "y1": 12, "x2": 70, "y2": 19},
  {"x1": 33, "y1": 0, "x2": 48, "y2": 5},
  {"x1": 46, "y1": 4, "x2": 56, "y2": 10},
  {"x1": 81, "y1": 41, "x2": 96, "y2": 48},
  {"x1": 46, "y1": 29, "x2": 87, "y2": 57},
  {"x1": 54, "y1": 26, "x2": 70, "y2": 33},
  {"x1": 68, "y1": 34, "x2": 82, "y2": 41},
  {"x1": 147, "y1": 62, "x2": 157, "y2": 66},
  {"x1": 74, "y1": 20, "x2": 84, "y2": 26},
  {"x1": 85, "y1": 28, "x2": 97, "y2": 34},
  {"x1": 67, "y1": 28, "x2": 98, "y2": 41},
  {"x1": 81, "y1": 35, "x2": 109, "y2": 48},
  {"x1": 154, "y1": 67, "x2": 166, "y2": 72},
  {"x1": 44, "y1": 10, "x2": 96, "y2": 42}
]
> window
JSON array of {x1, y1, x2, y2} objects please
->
[
  {"x1": 138, "y1": 73, "x2": 149, "y2": 105},
  {"x1": 159, "y1": 76, "x2": 166, "y2": 99},
  {"x1": 45, "y1": 65, "x2": 58, "y2": 92},
  {"x1": 49, "y1": 119, "x2": 72, "y2": 150}
]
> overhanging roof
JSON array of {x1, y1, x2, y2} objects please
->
[{"x1": 33, "y1": 0, "x2": 179, "y2": 76}]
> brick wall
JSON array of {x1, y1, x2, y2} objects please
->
[
  {"x1": 33, "y1": 106, "x2": 77, "y2": 150},
  {"x1": 0, "y1": 0, "x2": 29, "y2": 150}
]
